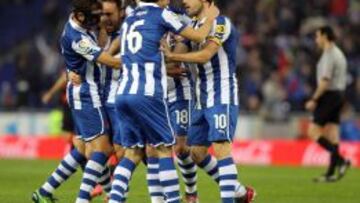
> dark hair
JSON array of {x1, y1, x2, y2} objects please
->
[
  {"x1": 72, "y1": 0, "x2": 101, "y2": 13},
  {"x1": 141, "y1": 0, "x2": 158, "y2": 3},
  {"x1": 102, "y1": 0, "x2": 123, "y2": 10},
  {"x1": 318, "y1": 26, "x2": 336, "y2": 41}
]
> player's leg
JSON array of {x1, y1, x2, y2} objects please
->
[
  {"x1": 74, "y1": 107, "x2": 113, "y2": 203},
  {"x1": 157, "y1": 145, "x2": 181, "y2": 203},
  {"x1": 190, "y1": 146, "x2": 219, "y2": 183},
  {"x1": 134, "y1": 97, "x2": 180, "y2": 203},
  {"x1": 146, "y1": 145, "x2": 165, "y2": 203},
  {"x1": 188, "y1": 109, "x2": 219, "y2": 183},
  {"x1": 32, "y1": 138, "x2": 86, "y2": 203},
  {"x1": 207, "y1": 105, "x2": 254, "y2": 203},
  {"x1": 170, "y1": 101, "x2": 198, "y2": 201},
  {"x1": 323, "y1": 123, "x2": 351, "y2": 179},
  {"x1": 308, "y1": 122, "x2": 339, "y2": 181},
  {"x1": 109, "y1": 95, "x2": 146, "y2": 202},
  {"x1": 110, "y1": 148, "x2": 144, "y2": 203}
]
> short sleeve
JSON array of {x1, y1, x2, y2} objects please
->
[
  {"x1": 207, "y1": 16, "x2": 232, "y2": 46},
  {"x1": 161, "y1": 9, "x2": 187, "y2": 34},
  {"x1": 71, "y1": 35, "x2": 102, "y2": 61},
  {"x1": 319, "y1": 52, "x2": 335, "y2": 80}
]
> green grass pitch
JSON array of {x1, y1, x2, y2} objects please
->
[{"x1": 0, "y1": 159, "x2": 359, "y2": 203}]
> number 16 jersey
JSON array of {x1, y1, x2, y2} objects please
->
[{"x1": 117, "y1": 2, "x2": 187, "y2": 99}]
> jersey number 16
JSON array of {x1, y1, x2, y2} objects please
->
[{"x1": 121, "y1": 20, "x2": 145, "y2": 55}]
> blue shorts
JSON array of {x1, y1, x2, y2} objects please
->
[
  {"x1": 104, "y1": 103, "x2": 122, "y2": 145},
  {"x1": 188, "y1": 105, "x2": 238, "y2": 146},
  {"x1": 71, "y1": 107, "x2": 108, "y2": 142},
  {"x1": 115, "y1": 95, "x2": 175, "y2": 148},
  {"x1": 168, "y1": 100, "x2": 193, "y2": 136}
]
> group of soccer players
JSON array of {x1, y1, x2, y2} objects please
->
[{"x1": 32, "y1": 0, "x2": 255, "y2": 203}]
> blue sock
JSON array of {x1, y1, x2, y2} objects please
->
[
  {"x1": 159, "y1": 157, "x2": 180, "y2": 203},
  {"x1": 39, "y1": 148, "x2": 86, "y2": 197},
  {"x1": 176, "y1": 153, "x2": 197, "y2": 196},
  {"x1": 76, "y1": 152, "x2": 108, "y2": 203},
  {"x1": 198, "y1": 154, "x2": 219, "y2": 183},
  {"x1": 147, "y1": 157, "x2": 164, "y2": 203},
  {"x1": 98, "y1": 166, "x2": 112, "y2": 195},
  {"x1": 109, "y1": 158, "x2": 136, "y2": 203},
  {"x1": 218, "y1": 157, "x2": 238, "y2": 203}
]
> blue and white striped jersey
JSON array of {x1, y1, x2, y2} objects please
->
[
  {"x1": 61, "y1": 17, "x2": 103, "y2": 110},
  {"x1": 191, "y1": 16, "x2": 239, "y2": 109},
  {"x1": 101, "y1": 32, "x2": 121, "y2": 105},
  {"x1": 167, "y1": 13, "x2": 194, "y2": 103},
  {"x1": 117, "y1": 2, "x2": 187, "y2": 99},
  {"x1": 167, "y1": 62, "x2": 194, "y2": 103}
]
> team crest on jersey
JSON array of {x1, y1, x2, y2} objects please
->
[{"x1": 74, "y1": 38, "x2": 99, "y2": 56}]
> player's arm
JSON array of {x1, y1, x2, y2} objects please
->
[
  {"x1": 179, "y1": 4, "x2": 219, "y2": 43},
  {"x1": 311, "y1": 78, "x2": 330, "y2": 102},
  {"x1": 163, "y1": 40, "x2": 219, "y2": 64},
  {"x1": 166, "y1": 40, "x2": 190, "y2": 78},
  {"x1": 107, "y1": 37, "x2": 120, "y2": 56},
  {"x1": 96, "y1": 51, "x2": 122, "y2": 69},
  {"x1": 42, "y1": 72, "x2": 67, "y2": 104},
  {"x1": 72, "y1": 37, "x2": 121, "y2": 69}
]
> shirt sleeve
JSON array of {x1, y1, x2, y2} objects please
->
[
  {"x1": 207, "y1": 16, "x2": 232, "y2": 46},
  {"x1": 160, "y1": 9, "x2": 187, "y2": 34},
  {"x1": 71, "y1": 35, "x2": 103, "y2": 62},
  {"x1": 319, "y1": 51, "x2": 335, "y2": 80}
]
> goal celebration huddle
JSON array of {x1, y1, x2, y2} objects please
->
[{"x1": 31, "y1": 0, "x2": 256, "y2": 203}]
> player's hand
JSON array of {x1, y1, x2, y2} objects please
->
[
  {"x1": 160, "y1": 39, "x2": 172, "y2": 59},
  {"x1": 68, "y1": 71, "x2": 82, "y2": 86},
  {"x1": 206, "y1": 2, "x2": 220, "y2": 20},
  {"x1": 41, "y1": 91, "x2": 53, "y2": 104},
  {"x1": 305, "y1": 100, "x2": 317, "y2": 112},
  {"x1": 167, "y1": 67, "x2": 188, "y2": 78}
]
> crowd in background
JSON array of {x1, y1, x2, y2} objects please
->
[{"x1": 0, "y1": 0, "x2": 359, "y2": 118}]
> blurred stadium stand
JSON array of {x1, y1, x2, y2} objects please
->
[{"x1": 0, "y1": 0, "x2": 359, "y2": 140}]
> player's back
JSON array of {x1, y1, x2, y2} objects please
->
[{"x1": 117, "y1": 2, "x2": 186, "y2": 99}]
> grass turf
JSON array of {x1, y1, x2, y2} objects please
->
[{"x1": 0, "y1": 159, "x2": 358, "y2": 203}]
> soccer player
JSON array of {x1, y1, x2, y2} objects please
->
[
  {"x1": 164, "y1": 5, "x2": 199, "y2": 203},
  {"x1": 305, "y1": 26, "x2": 351, "y2": 182},
  {"x1": 108, "y1": 0, "x2": 219, "y2": 202},
  {"x1": 32, "y1": 1, "x2": 122, "y2": 202},
  {"x1": 59, "y1": 0, "x2": 121, "y2": 202},
  {"x1": 161, "y1": 0, "x2": 255, "y2": 202}
]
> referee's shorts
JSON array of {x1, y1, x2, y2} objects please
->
[{"x1": 313, "y1": 91, "x2": 345, "y2": 126}]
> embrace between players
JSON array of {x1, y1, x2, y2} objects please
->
[{"x1": 32, "y1": 0, "x2": 256, "y2": 203}]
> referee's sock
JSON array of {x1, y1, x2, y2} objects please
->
[{"x1": 317, "y1": 137, "x2": 344, "y2": 175}]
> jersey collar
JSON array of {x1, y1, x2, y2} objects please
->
[
  {"x1": 69, "y1": 14, "x2": 87, "y2": 34},
  {"x1": 137, "y1": 1, "x2": 160, "y2": 8}
]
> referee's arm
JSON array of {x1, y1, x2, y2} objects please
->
[{"x1": 306, "y1": 78, "x2": 330, "y2": 112}]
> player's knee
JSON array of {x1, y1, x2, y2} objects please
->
[
  {"x1": 146, "y1": 145, "x2": 158, "y2": 157},
  {"x1": 125, "y1": 148, "x2": 144, "y2": 164},
  {"x1": 156, "y1": 145, "x2": 173, "y2": 158},
  {"x1": 114, "y1": 144, "x2": 125, "y2": 160},
  {"x1": 307, "y1": 124, "x2": 322, "y2": 140},
  {"x1": 174, "y1": 142, "x2": 189, "y2": 156},
  {"x1": 89, "y1": 134, "x2": 113, "y2": 155},
  {"x1": 213, "y1": 142, "x2": 232, "y2": 160},
  {"x1": 190, "y1": 146, "x2": 208, "y2": 164}
]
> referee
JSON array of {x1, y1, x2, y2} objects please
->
[{"x1": 305, "y1": 26, "x2": 351, "y2": 182}]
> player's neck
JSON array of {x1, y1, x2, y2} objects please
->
[
  {"x1": 71, "y1": 14, "x2": 86, "y2": 30},
  {"x1": 323, "y1": 41, "x2": 334, "y2": 51},
  {"x1": 197, "y1": 4, "x2": 210, "y2": 20}
]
